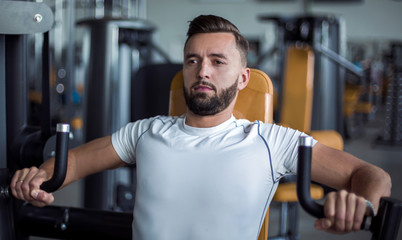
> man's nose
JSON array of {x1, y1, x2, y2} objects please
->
[{"x1": 197, "y1": 61, "x2": 211, "y2": 79}]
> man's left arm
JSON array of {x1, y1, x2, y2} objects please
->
[{"x1": 310, "y1": 142, "x2": 392, "y2": 233}]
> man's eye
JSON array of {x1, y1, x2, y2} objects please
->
[
  {"x1": 215, "y1": 60, "x2": 225, "y2": 65},
  {"x1": 187, "y1": 59, "x2": 197, "y2": 64}
]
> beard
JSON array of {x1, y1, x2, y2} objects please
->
[{"x1": 183, "y1": 79, "x2": 238, "y2": 116}]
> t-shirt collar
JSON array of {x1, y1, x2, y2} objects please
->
[{"x1": 181, "y1": 115, "x2": 236, "y2": 136}]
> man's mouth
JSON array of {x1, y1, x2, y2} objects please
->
[
  {"x1": 191, "y1": 81, "x2": 216, "y2": 92},
  {"x1": 194, "y1": 84, "x2": 213, "y2": 91}
]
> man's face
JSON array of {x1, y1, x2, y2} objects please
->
[{"x1": 183, "y1": 32, "x2": 246, "y2": 116}]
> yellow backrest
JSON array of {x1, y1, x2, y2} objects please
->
[
  {"x1": 279, "y1": 46, "x2": 344, "y2": 150},
  {"x1": 280, "y1": 46, "x2": 314, "y2": 133},
  {"x1": 168, "y1": 68, "x2": 273, "y2": 240}
]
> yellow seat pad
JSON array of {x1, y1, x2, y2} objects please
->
[{"x1": 273, "y1": 182, "x2": 324, "y2": 202}]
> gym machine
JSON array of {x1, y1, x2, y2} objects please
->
[
  {"x1": 297, "y1": 136, "x2": 402, "y2": 240},
  {"x1": 76, "y1": 3, "x2": 172, "y2": 212},
  {"x1": 0, "y1": 1, "x2": 132, "y2": 239},
  {"x1": 377, "y1": 43, "x2": 402, "y2": 147},
  {"x1": 77, "y1": 16, "x2": 159, "y2": 211},
  {"x1": 1, "y1": 121, "x2": 133, "y2": 239},
  {"x1": 0, "y1": 1, "x2": 57, "y2": 237},
  {"x1": 257, "y1": 15, "x2": 364, "y2": 134}
]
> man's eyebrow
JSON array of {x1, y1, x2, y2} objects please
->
[
  {"x1": 185, "y1": 53, "x2": 200, "y2": 59},
  {"x1": 184, "y1": 52, "x2": 228, "y2": 60},
  {"x1": 209, "y1": 53, "x2": 227, "y2": 59}
]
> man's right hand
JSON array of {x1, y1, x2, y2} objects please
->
[{"x1": 10, "y1": 167, "x2": 55, "y2": 207}]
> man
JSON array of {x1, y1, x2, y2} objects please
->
[{"x1": 11, "y1": 15, "x2": 391, "y2": 240}]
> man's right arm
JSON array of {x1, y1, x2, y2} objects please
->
[{"x1": 10, "y1": 135, "x2": 126, "y2": 207}]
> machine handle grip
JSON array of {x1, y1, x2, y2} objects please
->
[
  {"x1": 40, "y1": 123, "x2": 69, "y2": 193},
  {"x1": 296, "y1": 136, "x2": 325, "y2": 219}
]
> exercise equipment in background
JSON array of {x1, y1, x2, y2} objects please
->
[
  {"x1": 75, "y1": 1, "x2": 176, "y2": 211},
  {"x1": 257, "y1": 15, "x2": 364, "y2": 135},
  {"x1": 377, "y1": 43, "x2": 402, "y2": 147}
]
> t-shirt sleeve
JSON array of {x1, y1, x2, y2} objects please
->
[
  {"x1": 111, "y1": 119, "x2": 152, "y2": 164},
  {"x1": 264, "y1": 124, "x2": 317, "y2": 181},
  {"x1": 111, "y1": 123, "x2": 137, "y2": 164}
]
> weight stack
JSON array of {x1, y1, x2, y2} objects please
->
[{"x1": 380, "y1": 43, "x2": 402, "y2": 145}]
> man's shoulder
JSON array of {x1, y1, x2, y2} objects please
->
[
  {"x1": 136, "y1": 115, "x2": 183, "y2": 123},
  {"x1": 133, "y1": 115, "x2": 183, "y2": 130},
  {"x1": 233, "y1": 118, "x2": 274, "y2": 128},
  {"x1": 233, "y1": 120, "x2": 291, "y2": 138},
  {"x1": 116, "y1": 115, "x2": 183, "y2": 137}
]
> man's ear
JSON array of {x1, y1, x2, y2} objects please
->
[{"x1": 238, "y1": 67, "x2": 250, "y2": 91}]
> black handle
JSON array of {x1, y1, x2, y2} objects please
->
[
  {"x1": 372, "y1": 197, "x2": 402, "y2": 240},
  {"x1": 40, "y1": 123, "x2": 69, "y2": 193},
  {"x1": 296, "y1": 136, "x2": 324, "y2": 219}
]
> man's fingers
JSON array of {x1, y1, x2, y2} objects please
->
[
  {"x1": 353, "y1": 196, "x2": 367, "y2": 231},
  {"x1": 20, "y1": 167, "x2": 41, "y2": 201},
  {"x1": 10, "y1": 170, "x2": 21, "y2": 198},
  {"x1": 334, "y1": 190, "x2": 347, "y2": 231},
  {"x1": 314, "y1": 218, "x2": 332, "y2": 231},
  {"x1": 33, "y1": 190, "x2": 54, "y2": 205},
  {"x1": 318, "y1": 191, "x2": 337, "y2": 233},
  {"x1": 324, "y1": 191, "x2": 336, "y2": 223},
  {"x1": 29, "y1": 191, "x2": 55, "y2": 207},
  {"x1": 10, "y1": 167, "x2": 52, "y2": 206},
  {"x1": 345, "y1": 192, "x2": 357, "y2": 232},
  {"x1": 12, "y1": 168, "x2": 30, "y2": 200},
  {"x1": 319, "y1": 190, "x2": 370, "y2": 234}
]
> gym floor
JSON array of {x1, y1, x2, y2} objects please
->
[{"x1": 33, "y1": 108, "x2": 402, "y2": 240}]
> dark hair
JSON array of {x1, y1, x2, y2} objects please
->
[{"x1": 185, "y1": 15, "x2": 249, "y2": 66}]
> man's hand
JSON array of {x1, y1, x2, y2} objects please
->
[
  {"x1": 314, "y1": 190, "x2": 370, "y2": 233},
  {"x1": 10, "y1": 167, "x2": 55, "y2": 207}
]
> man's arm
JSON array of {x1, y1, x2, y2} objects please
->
[
  {"x1": 10, "y1": 135, "x2": 126, "y2": 207},
  {"x1": 310, "y1": 142, "x2": 392, "y2": 233}
]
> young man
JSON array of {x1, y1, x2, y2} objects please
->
[{"x1": 11, "y1": 15, "x2": 391, "y2": 240}]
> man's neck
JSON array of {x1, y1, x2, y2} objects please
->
[{"x1": 184, "y1": 110, "x2": 233, "y2": 128}]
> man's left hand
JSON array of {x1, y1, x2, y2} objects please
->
[{"x1": 314, "y1": 190, "x2": 370, "y2": 233}]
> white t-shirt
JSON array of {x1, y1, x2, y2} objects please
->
[{"x1": 111, "y1": 115, "x2": 315, "y2": 240}]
